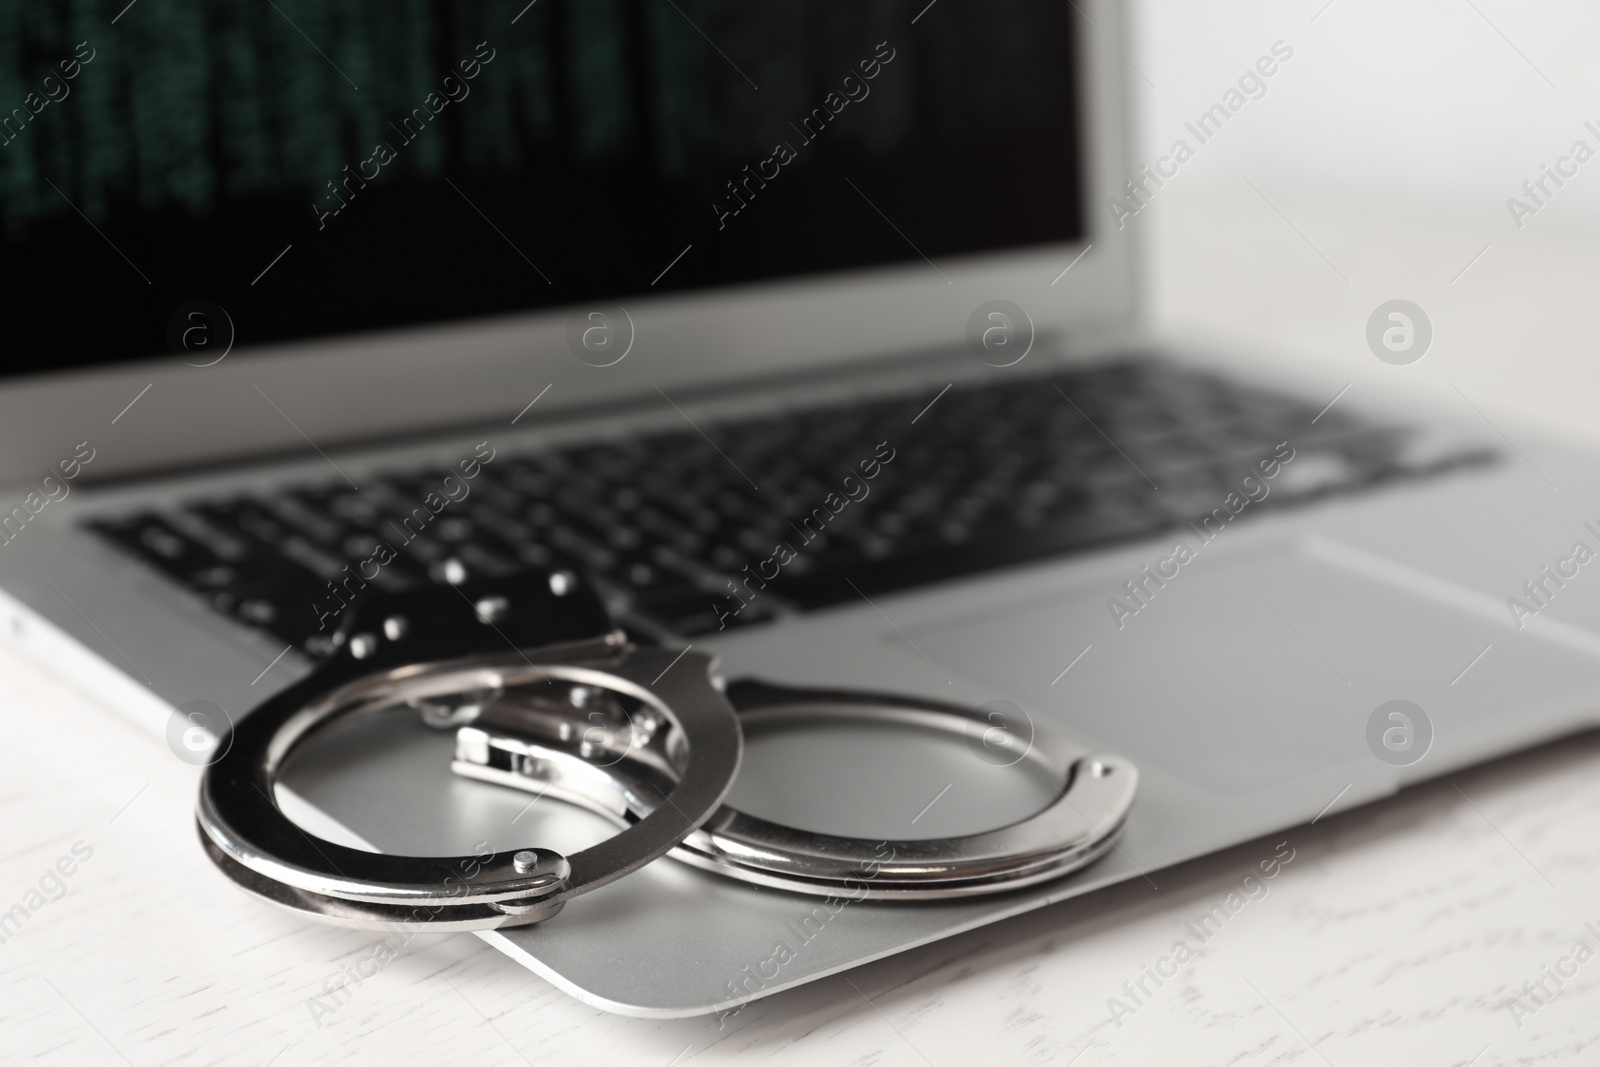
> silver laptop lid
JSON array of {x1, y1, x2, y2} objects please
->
[{"x1": 0, "y1": 0, "x2": 1136, "y2": 483}]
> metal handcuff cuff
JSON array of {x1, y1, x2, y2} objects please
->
[{"x1": 198, "y1": 569, "x2": 1138, "y2": 929}]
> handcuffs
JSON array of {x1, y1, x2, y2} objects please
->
[{"x1": 198, "y1": 569, "x2": 1138, "y2": 929}]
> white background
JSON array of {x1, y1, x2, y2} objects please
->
[{"x1": 1130, "y1": 0, "x2": 1600, "y2": 441}]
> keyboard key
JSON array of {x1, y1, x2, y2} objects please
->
[{"x1": 86, "y1": 356, "x2": 1496, "y2": 648}]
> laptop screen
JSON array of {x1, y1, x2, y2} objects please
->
[{"x1": 1, "y1": 0, "x2": 1081, "y2": 376}]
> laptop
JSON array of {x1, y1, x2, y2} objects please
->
[{"x1": 5, "y1": 0, "x2": 1600, "y2": 1019}]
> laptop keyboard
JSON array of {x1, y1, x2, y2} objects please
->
[{"x1": 87, "y1": 357, "x2": 1495, "y2": 654}]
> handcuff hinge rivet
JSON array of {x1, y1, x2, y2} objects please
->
[
  {"x1": 512, "y1": 850, "x2": 539, "y2": 874},
  {"x1": 349, "y1": 633, "x2": 378, "y2": 659},
  {"x1": 383, "y1": 614, "x2": 409, "y2": 641}
]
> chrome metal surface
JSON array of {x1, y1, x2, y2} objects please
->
[
  {"x1": 454, "y1": 682, "x2": 1138, "y2": 900},
  {"x1": 195, "y1": 573, "x2": 743, "y2": 930}
]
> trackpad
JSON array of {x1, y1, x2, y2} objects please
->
[{"x1": 913, "y1": 537, "x2": 1600, "y2": 794}]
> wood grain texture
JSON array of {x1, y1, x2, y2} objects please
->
[{"x1": 1, "y1": 632, "x2": 1597, "y2": 1066}]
